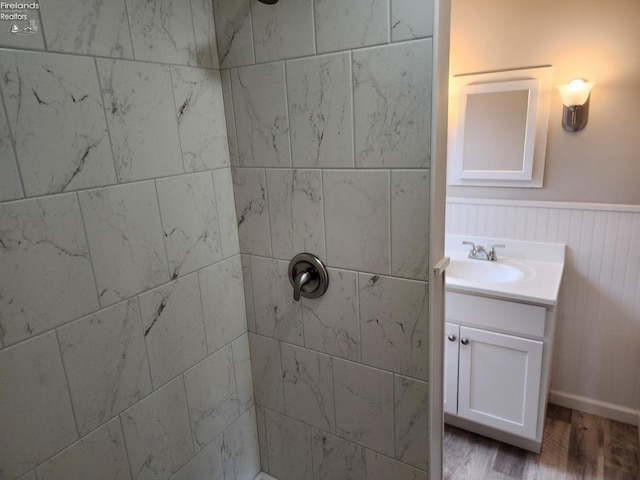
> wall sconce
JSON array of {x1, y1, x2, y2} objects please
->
[{"x1": 557, "y1": 79, "x2": 595, "y2": 132}]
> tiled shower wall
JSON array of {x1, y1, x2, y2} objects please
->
[
  {"x1": 214, "y1": 1, "x2": 435, "y2": 478},
  {"x1": 0, "y1": 2, "x2": 260, "y2": 479}
]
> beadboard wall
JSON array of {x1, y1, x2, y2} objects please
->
[{"x1": 446, "y1": 197, "x2": 640, "y2": 424}]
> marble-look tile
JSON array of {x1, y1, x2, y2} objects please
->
[
  {"x1": 264, "y1": 409, "x2": 313, "y2": 480},
  {"x1": 282, "y1": 343, "x2": 335, "y2": 432},
  {"x1": 97, "y1": 59, "x2": 183, "y2": 182},
  {"x1": 0, "y1": 332, "x2": 77, "y2": 479},
  {"x1": 17, "y1": 471, "x2": 36, "y2": 480},
  {"x1": 287, "y1": 53, "x2": 354, "y2": 168},
  {"x1": 156, "y1": 172, "x2": 223, "y2": 279},
  {"x1": 0, "y1": 98, "x2": 23, "y2": 202},
  {"x1": 241, "y1": 254, "x2": 257, "y2": 332},
  {"x1": 248, "y1": 334, "x2": 284, "y2": 414},
  {"x1": 171, "y1": 67, "x2": 229, "y2": 172},
  {"x1": 353, "y1": 40, "x2": 432, "y2": 168},
  {"x1": 121, "y1": 378, "x2": 194, "y2": 480},
  {"x1": 170, "y1": 436, "x2": 224, "y2": 480},
  {"x1": 365, "y1": 451, "x2": 428, "y2": 480},
  {"x1": 0, "y1": 9, "x2": 45, "y2": 50},
  {"x1": 138, "y1": 274, "x2": 207, "y2": 389},
  {"x1": 212, "y1": 0, "x2": 255, "y2": 68},
  {"x1": 0, "y1": 194, "x2": 98, "y2": 346},
  {"x1": 126, "y1": 0, "x2": 197, "y2": 65},
  {"x1": 0, "y1": 50, "x2": 116, "y2": 196},
  {"x1": 221, "y1": 408, "x2": 261, "y2": 480},
  {"x1": 251, "y1": 0, "x2": 314, "y2": 63},
  {"x1": 323, "y1": 170, "x2": 390, "y2": 274},
  {"x1": 391, "y1": 0, "x2": 434, "y2": 41},
  {"x1": 310, "y1": 429, "x2": 366, "y2": 480},
  {"x1": 213, "y1": 169, "x2": 241, "y2": 257},
  {"x1": 40, "y1": 0, "x2": 133, "y2": 57},
  {"x1": 35, "y1": 418, "x2": 130, "y2": 480},
  {"x1": 57, "y1": 298, "x2": 152, "y2": 436},
  {"x1": 394, "y1": 375, "x2": 429, "y2": 470},
  {"x1": 255, "y1": 407, "x2": 269, "y2": 472},
  {"x1": 231, "y1": 63, "x2": 291, "y2": 168},
  {"x1": 391, "y1": 170, "x2": 430, "y2": 280},
  {"x1": 315, "y1": 0, "x2": 389, "y2": 53},
  {"x1": 199, "y1": 256, "x2": 247, "y2": 353},
  {"x1": 221, "y1": 69, "x2": 239, "y2": 166},
  {"x1": 302, "y1": 268, "x2": 359, "y2": 361},
  {"x1": 232, "y1": 168, "x2": 272, "y2": 256},
  {"x1": 359, "y1": 274, "x2": 429, "y2": 380},
  {"x1": 333, "y1": 359, "x2": 394, "y2": 456},
  {"x1": 232, "y1": 334, "x2": 255, "y2": 413},
  {"x1": 191, "y1": 0, "x2": 220, "y2": 68},
  {"x1": 251, "y1": 256, "x2": 303, "y2": 345},
  {"x1": 266, "y1": 169, "x2": 325, "y2": 260},
  {"x1": 184, "y1": 346, "x2": 240, "y2": 451},
  {"x1": 79, "y1": 181, "x2": 169, "y2": 307}
]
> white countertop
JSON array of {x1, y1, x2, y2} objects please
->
[{"x1": 445, "y1": 235, "x2": 565, "y2": 307}]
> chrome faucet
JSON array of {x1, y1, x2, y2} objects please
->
[{"x1": 462, "y1": 241, "x2": 505, "y2": 261}]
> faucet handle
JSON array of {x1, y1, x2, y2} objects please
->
[
  {"x1": 462, "y1": 241, "x2": 477, "y2": 254},
  {"x1": 488, "y1": 244, "x2": 505, "y2": 261}
]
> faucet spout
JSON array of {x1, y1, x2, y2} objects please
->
[{"x1": 293, "y1": 270, "x2": 313, "y2": 302}]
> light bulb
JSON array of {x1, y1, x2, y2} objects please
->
[{"x1": 557, "y1": 79, "x2": 595, "y2": 106}]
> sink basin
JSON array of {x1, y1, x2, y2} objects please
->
[{"x1": 447, "y1": 259, "x2": 534, "y2": 283}]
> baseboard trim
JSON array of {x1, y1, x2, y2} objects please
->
[{"x1": 549, "y1": 390, "x2": 640, "y2": 426}]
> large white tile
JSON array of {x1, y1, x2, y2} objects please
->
[
  {"x1": 191, "y1": 0, "x2": 220, "y2": 68},
  {"x1": 391, "y1": 0, "x2": 434, "y2": 41},
  {"x1": 126, "y1": 0, "x2": 197, "y2": 65},
  {"x1": 213, "y1": 168, "x2": 241, "y2": 258},
  {"x1": 171, "y1": 67, "x2": 229, "y2": 172},
  {"x1": 232, "y1": 168, "x2": 272, "y2": 256},
  {"x1": 170, "y1": 436, "x2": 224, "y2": 480},
  {"x1": 157, "y1": 172, "x2": 223, "y2": 279},
  {"x1": 212, "y1": 0, "x2": 255, "y2": 68},
  {"x1": 0, "y1": 9, "x2": 45, "y2": 50},
  {"x1": 353, "y1": 41, "x2": 432, "y2": 168},
  {"x1": 0, "y1": 194, "x2": 98, "y2": 346},
  {"x1": 359, "y1": 274, "x2": 429, "y2": 380},
  {"x1": 35, "y1": 418, "x2": 130, "y2": 480},
  {"x1": 323, "y1": 170, "x2": 390, "y2": 274},
  {"x1": 199, "y1": 256, "x2": 247, "y2": 354},
  {"x1": 97, "y1": 59, "x2": 183, "y2": 182},
  {"x1": 302, "y1": 268, "x2": 360, "y2": 361},
  {"x1": 0, "y1": 50, "x2": 116, "y2": 196},
  {"x1": 394, "y1": 375, "x2": 429, "y2": 470},
  {"x1": 57, "y1": 298, "x2": 151, "y2": 436},
  {"x1": 266, "y1": 169, "x2": 325, "y2": 260},
  {"x1": 0, "y1": 97, "x2": 24, "y2": 202},
  {"x1": 231, "y1": 63, "x2": 291, "y2": 168},
  {"x1": 241, "y1": 254, "x2": 257, "y2": 332},
  {"x1": 79, "y1": 181, "x2": 169, "y2": 307},
  {"x1": 221, "y1": 69, "x2": 239, "y2": 166},
  {"x1": 121, "y1": 378, "x2": 194, "y2": 480},
  {"x1": 138, "y1": 274, "x2": 207, "y2": 389},
  {"x1": 365, "y1": 451, "x2": 428, "y2": 480},
  {"x1": 251, "y1": 257, "x2": 303, "y2": 345},
  {"x1": 232, "y1": 334, "x2": 255, "y2": 413},
  {"x1": 333, "y1": 359, "x2": 394, "y2": 456},
  {"x1": 184, "y1": 346, "x2": 240, "y2": 451},
  {"x1": 248, "y1": 333, "x2": 285, "y2": 414},
  {"x1": 315, "y1": 0, "x2": 389, "y2": 53},
  {"x1": 310, "y1": 429, "x2": 366, "y2": 480},
  {"x1": 263, "y1": 410, "x2": 313, "y2": 480},
  {"x1": 287, "y1": 53, "x2": 354, "y2": 168},
  {"x1": 40, "y1": 0, "x2": 133, "y2": 57},
  {"x1": 0, "y1": 332, "x2": 77, "y2": 479},
  {"x1": 391, "y1": 170, "x2": 430, "y2": 280},
  {"x1": 221, "y1": 408, "x2": 261, "y2": 480},
  {"x1": 251, "y1": 0, "x2": 315, "y2": 63},
  {"x1": 282, "y1": 343, "x2": 335, "y2": 433}
]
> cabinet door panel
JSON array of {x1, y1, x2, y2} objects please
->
[
  {"x1": 457, "y1": 326, "x2": 543, "y2": 439},
  {"x1": 444, "y1": 322, "x2": 460, "y2": 415}
]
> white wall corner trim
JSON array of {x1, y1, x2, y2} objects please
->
[{"x1": 447, "y1": 197, "x2": 640, "y2": 214}]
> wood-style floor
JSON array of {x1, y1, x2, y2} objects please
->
[{"x1": 443, "y1": 405, "x2": 640, "y2": 479}]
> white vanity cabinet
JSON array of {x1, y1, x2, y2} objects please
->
[{"x1": 444, "y1": 291, "x2": 555, "y2": 452}]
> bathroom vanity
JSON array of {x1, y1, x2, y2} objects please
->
[{"x1": 444, "y1": 235, "x2": 565, "y2": 453}]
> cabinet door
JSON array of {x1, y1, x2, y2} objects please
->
[
  {"x1": 457, "y1": 326, "x2": 543, "y2": 439},
  {"x1": 443, "y1": 322, "x2": 460, "y2": 415}
]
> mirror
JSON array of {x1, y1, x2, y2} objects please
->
[{"x1": 448, "y1": 67, "x2": 553, "y2": 188}]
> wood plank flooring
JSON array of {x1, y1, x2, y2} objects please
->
[{"x1": 443, "y1": 405, "x2": 640, "y2": 479}]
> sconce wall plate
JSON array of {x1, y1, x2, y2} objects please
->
[{"x1": 561, "y1": 97, "x2": 590, "y2": 132}]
